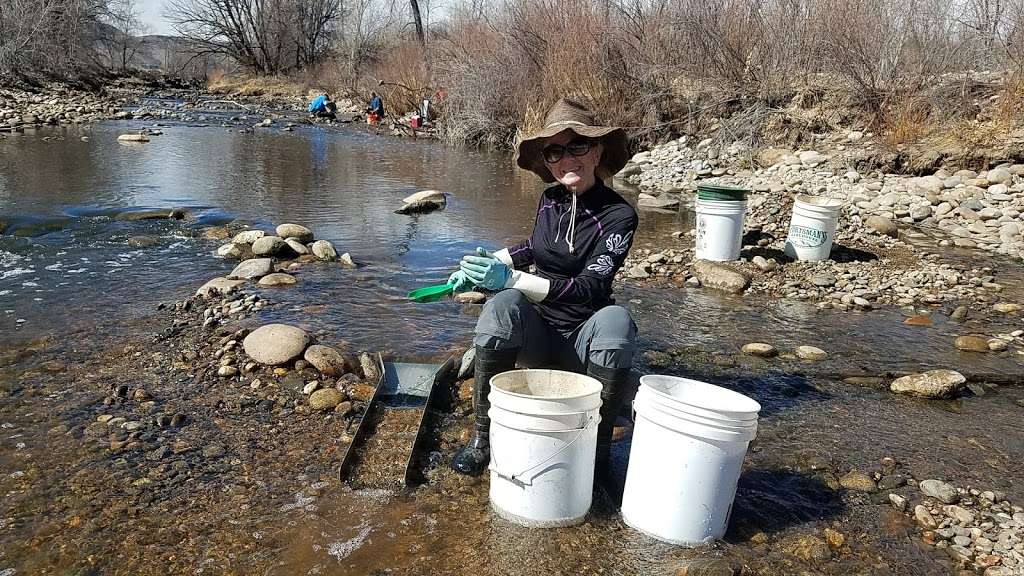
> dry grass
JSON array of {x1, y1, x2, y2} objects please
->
[{"x1": 206, "y1": 74, "x2": 311, "y2": 99}]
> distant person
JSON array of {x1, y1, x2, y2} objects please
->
[
  {"x1": 308, "y1": 93, "x2": 337, "y2": 120},
  {"x1": 368, "y1": 92, "x2": 385, "y2": 118}
]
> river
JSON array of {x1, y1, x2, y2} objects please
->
[{"x1": 1, "y1": 118, "x2": 1022, "y2": 575}]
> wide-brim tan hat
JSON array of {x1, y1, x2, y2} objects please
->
[{"x1": 515, "y1": 98, "x2": 629, "y2": 183}]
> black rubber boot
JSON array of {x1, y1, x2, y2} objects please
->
[
  {"x1": 451, "y1": 345, "x2": 519, "y2": 476},
  {"x1": 587, "y1": 363, "x2": 631, "y2": 479}
]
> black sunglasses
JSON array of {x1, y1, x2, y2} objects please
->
[{"x1": 542, "y1": 138, "x2": 593, "y2": 164}]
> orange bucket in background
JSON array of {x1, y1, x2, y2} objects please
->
[
  {"x1": 367, "y1": 113, "x2": 379, "y2": 125},
  {"x1": 410, "y1": 115, "x2": 422, "y2": 129}
]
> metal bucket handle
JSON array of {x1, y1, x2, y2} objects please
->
[{"x1": 489, "y1": 413, "x2": 596, "y2": 486}]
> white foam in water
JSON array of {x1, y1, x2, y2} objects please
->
[
  {"x1": 0, "y1": 268, "x2": 33, "y2": 280},
  {"x1": 44, "y1": 263, "x2": 63, "y2": 271},
  {"x1": 327, "y1": 525, "x2": 372, "y2": 561}
]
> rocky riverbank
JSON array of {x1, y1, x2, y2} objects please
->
[{"x1": 617, "y1": 135, "x2": 1024, "y2": 312}]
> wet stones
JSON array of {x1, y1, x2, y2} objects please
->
[
  {"x1": 795, "y1": 345, "x2": 827, "y2": 360},
  {"x1": 780, "y1": 534, "x2": 831, "y2": 563},
  {"x1": 229, "y1": 258, "x2": 274, "y2": 280},
  {"x1": 920, "y1": 479, "x2": 960, "y2": 504},
  {"x1": 257, "y1": 273, "x2": 297, "y2": 286},
  {"x1": 692, "y1": 260, "x2": 750, "y2": 294},
  {"x1": 216, "y1": 243, "x2": 247, "y2": 259},
  {"x1": 309, "y1": 388, "x2": 346, "y2": 411},
  {"x1": 276, "y1": 223, "x2": 314, "y2": 243},
  {"x1": 839, "y1": 470, "x2": 877, "y2": 492},
  {"x1": 251, "y1": 236, "x2": 288, "y2": 256},
  {"x1": 242, "y1": 324, "x2": 310, "y2": 365},
  {"x1": 890, "y1": 369, "x2": 966, "y2": 399},
  {"x1": 311, "y1": 240, "x2": 338, "y2": 261},
  {"x1": 741, "y1": 343, "x2": 777, "y2": 357},
  {"x1": 304, "y1": 345, "x2": 348, "y2": 376},
  {"x1": 956, "y1": 335, "x2": 992, "y2": 353},
  {"x1": 232, "y1": 230, "x2": 266, "y2": 245}
]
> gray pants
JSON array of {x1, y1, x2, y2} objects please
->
[{"x1": 473, "y1": 289, "x2": 637, "y2": 370}]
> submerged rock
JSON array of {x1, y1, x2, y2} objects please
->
[
  {"x1": 257, "y1": 272, "x2": 297, "y2": 286},
  {"x1": 741, "y1": 343, "x2": 777, "y2": 357},
  {"x1": 795, "y1": 345, "x2": 827, "y2": 360},
  {"x1": 243, "y1": 324, "x2": 310, "y2": 365},
  {"x1": 890, "y1": 369, "x2": 966, "y2": 399},
  {"x1": 955, "y1": 335, "x2": 990, "y2": 353},
  {"x1": 276, "y1": 223, "x2": 314, "y2": 243},
  {"x1": 839, "y1": 470, "x2": 877, "y2": 492},
  {"x1": 692, "y1": 260, "x2": 750, "y2": 294}
]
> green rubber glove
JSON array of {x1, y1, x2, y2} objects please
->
[
  {"x1": 461, "y1": 247, "x2": 510, "y2": 290},
  {"x1": 447, "y1": 269, "x2": 474, "y2": 292}
]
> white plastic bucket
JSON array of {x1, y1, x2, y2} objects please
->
[
  {"x1": 621, "y1": 375, "x2": 761, "y2": 546},
  {"x1": 695, "y1": 198, "x2": 747, "y2": 261},
  {"x1": 487, "y1": 369, "x2": 603, "y2": 528},
  {"x1": 784, "y1": 195, "x2": 844, "y2": 261}
]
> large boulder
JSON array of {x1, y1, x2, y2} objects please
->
[
  {"x1": 396, "y1": 190, "x2": 447, "y2": 214},
  {"x1": 233, "y1": 230, "x2": 266, "y2": 245},
  {"x1": 229, "y1": 258, "x2": 274, "y2": 280},
  {"x1": 311, "y1": 240, "x2": 338, "y2": 261},
  {"x1": 251, "y1": 235, "x2": 288, "y2": 256},
  {"x1": 243, "y1": 324, "x2": 311, "y2": 365},
  {"x1": 890, "y1": 369, "x2": 966, "y2": 399},
  {"x1": 692, "y1": 260, "x2": 751, "y2": 294},
  {"x1": 304, "y1": 345, "x2": 349, "y2": 376},
  {"x1": 195, "y1": 277, "x2": 247, "y2": 298},
  {"x1": 276, "y1": 223, "x2": 314, "y2": 243}
]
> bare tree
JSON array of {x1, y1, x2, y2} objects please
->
[
  {"x1": 167, "y1": 0, "x2": 342, "y2": 73},
  {"x1": 101, "y1": 0, "x2": 147, "y2": 72},
  {"x1": 0, "y1": 0, "x2": 109, "y2": 77}
]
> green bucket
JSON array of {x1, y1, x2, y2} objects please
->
[{"x1": 696, "y1": 184, "x2": 748, "y2": 201}]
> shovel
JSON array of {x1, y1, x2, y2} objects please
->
[{"x1": 407, "y1": 281, "x2": 456, "y2": 303}]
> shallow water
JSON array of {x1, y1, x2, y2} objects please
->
[{"x1": 2, "y1": 119, "x2": 1024, "y2": 575}]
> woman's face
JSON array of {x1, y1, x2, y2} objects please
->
[{"x1": 542, "y1": 130, "x2": 603, "y2": 191}]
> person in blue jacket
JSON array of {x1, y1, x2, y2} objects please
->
[
  {"x1": 448, "y1": 99, "x2": 637, "y2": 479},
  {"x1": 308, "y1": 93, "x2": 337, "y2": 120},
  {"x1": 368, "y1": 92, "x2": 385, "y2": 118}
]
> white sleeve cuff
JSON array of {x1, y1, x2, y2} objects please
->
[
  {"x1": 494, "y1": 248, "x2": 514, "y2": 269},
  {"x1": 504, "y1": 270, "x2": 549, "y2": 302}
]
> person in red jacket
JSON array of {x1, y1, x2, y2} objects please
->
[{"x1": 449, "y1": 98, "x2": 638, "y2": 479}]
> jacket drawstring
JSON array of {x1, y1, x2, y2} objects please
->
[{"x1": 565, "y1": 193, "x2": 577, "y2": 253}]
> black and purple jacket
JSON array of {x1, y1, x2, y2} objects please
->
[{"x1": 498, "y1": 182, "x2": 638, "y2": 334}]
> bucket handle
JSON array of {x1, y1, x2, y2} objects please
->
[{"x1": 490, "y1": 414, "x2": 596, "y2": 485}]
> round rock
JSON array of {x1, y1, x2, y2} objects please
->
[
  {"x1": 229, "y1": 258, "x2": 274, "y2": 280},
  {"x1": 276, "y1": 223, "x2": 314, "y2": 243},
  {"x1": 304, "y1": 345, "x2": 348, "y2": 376},
  {"x1": 258, "y1": 273, "x2": 297, "y2": 286},
  {"x1": 919, "y1": 479, "x2": 960, "y2": 504},
  {"x1": 796, "y1": 346, "x2": 828, "y2": 361},
  {"x1": 243, "y1": 324, "x2": 311, "y2": 365},
  {"x1": 309, "y1": 388, "x2": 346, "y2": 411},
  {"x1": 311, "y1": 240, "x2": 338, "y2": 261},
  {"x1": 866, "y1": 215, "x2": 898, "y2": 237},
  {"x1": 252, "y1": 235, "x2": 287, "y2": 256},
  {"x1": 741, "y1": 343, "x2": 777, "y2": 357}
]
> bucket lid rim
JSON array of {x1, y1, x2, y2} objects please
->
[
  {"x1": 634, "y1": 388, "x2": 759, "y2": 426},
  {"x1": 634, "y1": 396, "x2": 758, "y2": 440},
  {"x1": 638, "y1": 375, "x2": 762, "y2": 414},
  {"x1": 794, "y1": 194, "x2": 844, "y2": 208},
  {"x1": 491, "y1": 369, "x2": 603, "y2": 400}
]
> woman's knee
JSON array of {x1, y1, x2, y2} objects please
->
[
  {"x1": 590, "y1": 306, "x2": 637, "y2": 343},
  {"x1": 473, "y1": 289, "x2": 531, "y2": 346}
]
